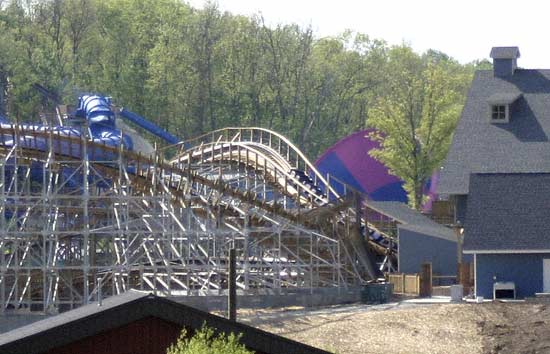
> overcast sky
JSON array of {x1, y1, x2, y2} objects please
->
[{"x1": 187, "y1": 0, "x2": 549, "y2": 69}]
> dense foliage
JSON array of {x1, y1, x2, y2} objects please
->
[
  {"x1": 166, "y1": 326, "x2": 253, "y2": 354},
  {"x1": 368, "y1": 48, "x2": 477, "y2": 208},
  {"x1": 0, "y1": 0, "x2": 490, "y2": 207}
]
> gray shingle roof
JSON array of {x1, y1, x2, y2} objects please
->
[
  {"x1": 0, "y1": 290, "x2": 330, "y2": 354},
  {"x1": 439, "y1": 69, "x2": 550, "y2": 195},
  {"x1": 366, "y1": 201, "x2": 456, "y2": 241},
  {"x1": 0, "y1": 314, "x2": 50, "y2": 335},
  {"x1": 487, "y1": 92, "x2": 522, "y2": 104},
  {"x1": 490, "y1": 46, "x2": 520, "y2": 59},
  {"x1": 464, "y1": 173, "x2": 550, "y2": 251},
  {"x1": 0, "y1": 290, "x2": 149, "y2": 346},
  {"x1": 367, "y1": 200, "x2": 442, "y2": 227},
  {"x1": 397, "y1": 223, "x2": 456, "y2": 242}
]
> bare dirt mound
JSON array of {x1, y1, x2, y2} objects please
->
[
  {"x1": 477, "y1": 302, "x2": 550, "y2": 354},
  {"x1": 240, "y1": 301, "x2": 550, "y2": 354},
  {"x1": 240, "y1": 303, "x2": 483, "y2": 354}
]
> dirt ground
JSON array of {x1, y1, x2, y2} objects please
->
[{"x1": 238, "y1": 301, "x2": 550, "y2": 354}]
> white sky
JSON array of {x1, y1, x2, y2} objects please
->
[{"x1": 187, "y1": 0, "x2": 550, "y2": 68}]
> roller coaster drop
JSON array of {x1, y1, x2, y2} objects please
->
[{"x1": 0, "y1": 95, "x2": 397, "y2": 313}]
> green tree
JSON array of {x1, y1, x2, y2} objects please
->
[
  {"x1": 367, "y1": 45, "x2": 470, "y2": 209},
  {"x1": 302, "y1": 32, "x2": 387, "y2": 156},
  {"x1": 166, "y1": 326, "x2": 253, "y2": 354},
  {"x1": 0, "y1": 0, "x2": 481, "y2": 163}
]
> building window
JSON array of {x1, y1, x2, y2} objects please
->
[{"x1": 491, "y1": 105, "x2": 507, "y2": 120}]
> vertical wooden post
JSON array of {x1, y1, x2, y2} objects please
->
[
  {"x1": 459, "y1": 262, "x2": 472, "y2": 294},
  {"x1": 355, "y1": 192, "x2": 362, "y2": 235},
  {"x1": 216, "y1": 168, "x2": 224, "y2": 228},
  {"x1": 455, "y1": 224, "x2": 463, "y2": 274},
  {"x1": 420, "y1": 263, "x2": 432, "y2": 297},
  {"x1": 228, "y1": 248, "x2": 237, "y2": 322},
  {"x1": 97, "y1": 277, "x2": 102, "y2": 306}
]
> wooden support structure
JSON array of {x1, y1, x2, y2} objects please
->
[
  {"x1": 228, "y1": 248, "x2": 237, "y2": 322},
  {"x1": 419, "y1": 262, "x2": 432, "y2": 297},
  {"x1": 0, "y1": 125, "x2": 408, "y2": 313}
]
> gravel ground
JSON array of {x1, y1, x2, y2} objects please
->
[{"x1": 239, "y1": 301, "x2": 550, "y2": 354}]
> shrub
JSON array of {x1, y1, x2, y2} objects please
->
[{"x1": 167, "y1": 325, "x2": 253, "y2": 354}]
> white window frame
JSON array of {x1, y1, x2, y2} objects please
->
[{"x1": 489, "y1": 104, "x2": 510, "y2": 123}]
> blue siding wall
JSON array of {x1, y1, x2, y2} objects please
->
[
  {"x1": 454, "y1": 195, "x2": 468, "y2": 224},
  {"x1": 493, "y1": 59, "x2": 514, "y2": 77},
  {"x1": 476, "y1": 253, "x2": 547, "y2": 298},
  {"x1": 398, "y1": 228, "x2": 457, "y2": 276}
]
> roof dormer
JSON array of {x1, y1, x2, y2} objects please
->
[
  {"x1": 487, "y1": 92, "x2": 521, "y2": 123},
  {"x1": 490, "y1": 47, "x2": 520, "y2": 78}
]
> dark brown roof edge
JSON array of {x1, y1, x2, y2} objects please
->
[{"x1": 0, "y1": 291, "x2": 331, "y2": 354}]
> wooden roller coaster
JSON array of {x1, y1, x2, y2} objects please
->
[{"x1": 0, "y1": 125, "x2": 397, "y2": 314}]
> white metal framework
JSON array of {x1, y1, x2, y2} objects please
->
[{"x1": 0, "y1": 125, "x2": 392, "y2": 314}]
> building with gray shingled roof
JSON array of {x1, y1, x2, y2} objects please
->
[
  {"x1": 439, "y1": 46, "x2": 550, "y2": 299},
  {"x1": 0, "y1": 290, "x2": 330, "y2": 354},
  {"x1": 365, "y1": 200, "x2": 459, "y2": 276}
]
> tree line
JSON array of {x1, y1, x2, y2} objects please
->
[{"x1": 0, "y1": 0, "x2": 491, "y2": 207}]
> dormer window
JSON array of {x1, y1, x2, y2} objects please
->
[
  {"x1": 487, "y1": 92, "x2": 521, "y2": 123},
  {"x1": 490, "y1": 47, "x2": 520, "y2": 78},
  {"x1": 491, "y1": 105, "x2": 507, "y2": 121}
]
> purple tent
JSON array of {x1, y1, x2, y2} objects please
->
[{"x1": 315, "y1": 129, "x2": 438, "y2": 211}]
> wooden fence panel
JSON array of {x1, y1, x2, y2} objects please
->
[
  {"x1": 388, "y1": 273, "x2": 420, "y2": 295},
  {"x1": 388, "y1": 263, "x2": 457, "y2": 297},
  {"x1": 404, "y1": 275, "x2": 420, "y2": 295},
  {"x1": 388, "y1": 274, "x2": 405, "y2": 293}
]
